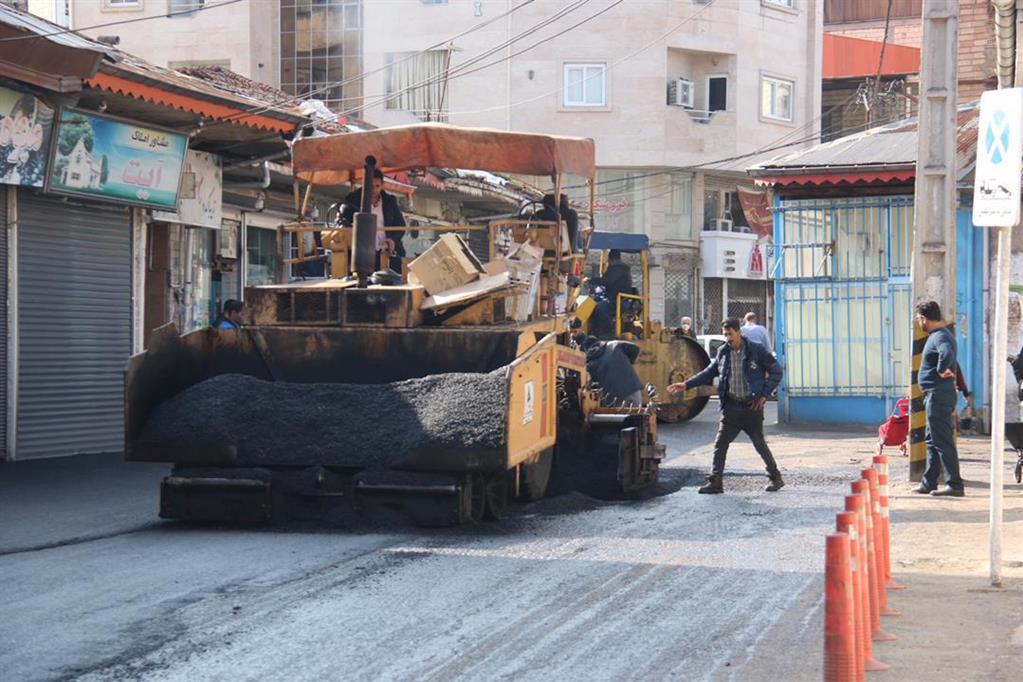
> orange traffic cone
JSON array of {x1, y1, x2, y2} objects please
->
[
  {"x1": 836, "y1": 511, "x2": 866, "y2": 680},
  {"x1": 862, "y1": 469, "x2": 900, "y2": 618},
  {"x1": 852, "y1": 479, "x2": 897, "y2": 643},
  {"x1": 846, "y1": 492, "x2": 889, "y2": 672},
  {"x1": 824, "y1": 533, "x2": 859, "y2": 682},
  {"x1": 873, "y1": 455, "x2": 905, "y2": 590}
]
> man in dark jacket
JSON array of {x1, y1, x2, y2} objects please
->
[
  {"x1": 571, "y1": 323, "x2": 644, "y2": 405},
  {"x1": 533, "y1": 193, "x2": 580, "y2": 252},
  {"x1": 667, "y1": 317, "x2": 784, "y2": 494},
  {"x1": 585, "y1": 249, "x2": 633, "y2": 338},
  {"x1": 339, "y1": 168, "x2": 407, "y2": 272},
  {"x1": 915, "y1": 300, "x2": 964, "y2": 497}
]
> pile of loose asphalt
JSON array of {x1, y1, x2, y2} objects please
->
[{"x1": 141, "y1": 372, "x2": 509, "y2": 468}]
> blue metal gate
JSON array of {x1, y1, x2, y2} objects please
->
[{"x1": 773, "y1": 196, "x2": 914, "y2": 424}]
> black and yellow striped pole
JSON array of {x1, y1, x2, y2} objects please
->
[{"x1": 908, "y1": 320, "x2": 928, "y2": 481}]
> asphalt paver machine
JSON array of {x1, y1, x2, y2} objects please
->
[{"x1": 125, "y1": 124, "x2": 670, "y2": 525}]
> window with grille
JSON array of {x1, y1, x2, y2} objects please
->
[{"x1": 280, "y1": 0, "x2": 363, "y2": 113}]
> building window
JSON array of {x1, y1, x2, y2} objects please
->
[
  {"x1": 707, "y1": 75, "x2": 727, "y2": 112},
  {"x1": 563, "y1": 63, "x2": 606, "y2": 108},
  {"x1": 106, "y1": 0, "x2": 142, "y2": 7},
  {"x1": 247, "y1": 227, "x2": 280, "y2": 286},
  {"x1": 763, "y1": 0, "x2": 795, "y2": 8},
  {"x1": 384, "y1": 49, "x2": 451, "y2": 121},
  {"x1": 761, "y1": 75, "x2": 794, "y2": 122},
  {"x1": 667, "y1": 173, "x2": 694, "y2": 240},
  {"x1": 281, "y1": 0, "x2": 363, "y2": 114}
]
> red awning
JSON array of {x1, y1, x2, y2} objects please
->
[
  {"x1": 86, "y1": 71, "x2": 301, "y2": 134},
  {"x1": 754, "y1": 170, "x2": 915, "y2": 187},
  {"x1": 823, "y1": 33, "x2": 920, "y2": 80}
]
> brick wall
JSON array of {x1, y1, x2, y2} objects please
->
[{"x1": 826, "y1": 0, "x2": 995, "y2": 104}]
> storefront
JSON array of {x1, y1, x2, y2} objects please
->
[{"x1": 9, "y1": 107, "x2": 187, "y2": 459}]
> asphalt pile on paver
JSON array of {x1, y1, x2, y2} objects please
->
[{"x1": 142, "y1": 372, "x2": 508, "y2": 468}]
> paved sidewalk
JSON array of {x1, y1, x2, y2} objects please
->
[{"x1": 0, "y1": 453, "x2": 165, "y2": 555}]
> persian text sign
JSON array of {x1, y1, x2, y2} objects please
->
[
  {"x1": 47, "y1": 109, "x2": 188, "y2": 210},
  {"x1": 973, "y1": 88, "x2": 1023, "y2": 228},
  {"x1": 154, "y1": 150, "x2": 223, "y2": 228}
]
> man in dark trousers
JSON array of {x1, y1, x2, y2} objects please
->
[
  {"x1": 340, "y1": 168, "x2": 407, "y2": 272},
  {"x1": 915, "y1": 300, "x2": 964, "y2": 497},
  {"x1": 667, "y1": 317, "x2": 784, "y2": 494}
]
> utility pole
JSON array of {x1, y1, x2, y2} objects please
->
[{"x1": 908, "y1": 0, "x2": 959, "y2": 482}]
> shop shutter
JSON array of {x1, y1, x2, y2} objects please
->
[
  {"x1": 16, "y1": 192, "x2": 131, "y2": 459},
  {"x1": 0, "y1": 187, "x2": 7, "y2": 458}
]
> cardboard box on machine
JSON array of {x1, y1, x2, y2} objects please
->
[{"x1": 407, "y1": 233, "x2": 486, "y2": 295}]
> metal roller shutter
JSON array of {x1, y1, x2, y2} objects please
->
[
  {"x1": 0, "y1": 187, "x2": 7, "y2": 459},
  {"x1": 17, "y1": 192, "x2": 131, "y2": 459}
]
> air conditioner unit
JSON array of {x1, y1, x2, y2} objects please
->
[
  {"x1": 667, "y1": 78, "x2": 694, "y2": 108},
  {"x1": 712, "y1": 218, "x2": 733, "y2": 231}
]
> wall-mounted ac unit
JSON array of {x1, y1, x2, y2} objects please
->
[
  {"x1": 712, "y1": 218, "x2": 733, "y2": 231},
  {"x1": 667, "y1": 78, "x2": 694, "y2": 108}
]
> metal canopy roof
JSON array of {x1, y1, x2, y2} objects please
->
[
  {"x1": 292, "y1": 123, "x2": 596, "y2": 185},
  {"x1": 588, "y1": 231, "x2": 649, "y2": 252}
]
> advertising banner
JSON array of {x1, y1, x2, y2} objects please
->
[{"x1": 47, "y1": 109, "x2": 188, "y2": 209}]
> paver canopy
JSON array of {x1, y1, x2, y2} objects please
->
[{"x1": 292, "y1": 122, "x2": 596, "y2": 185}]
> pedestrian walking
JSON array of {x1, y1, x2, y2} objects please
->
[
  {"x1": 740, "y1": 312, "x2": 772, "y2": 353},
  {"x1": 914, "y1": 300, "x2": 965, "y2": 497},
  {"x1": 667, "y1": 317, "x2": 784, "y2": 494}
]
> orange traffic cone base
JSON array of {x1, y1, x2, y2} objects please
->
[
  {"x1": 880, "y1": 605, "x2": 901, "y2": 617},
  {"x1": 866, "y1": 657, "x2": 891, "y2": 672},
  {"x1": 872, "y1": 628, "x2": 898, "y2": 642},
  {"x1": 886, "y1": 579, "x2": 905, "y2": 590}
]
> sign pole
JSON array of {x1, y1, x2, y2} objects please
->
[
  {"x1": 989, "y1": 224, "x2": 1010, "y2": 587},
  {"x1": 972, "y1": 88, "x2": 1022, "y2": 587}
]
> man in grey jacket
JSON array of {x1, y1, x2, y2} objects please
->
[{"x1": 915, "y1": 300, "x2": 964, "y2": 497}]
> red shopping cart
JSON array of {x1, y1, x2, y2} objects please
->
[{"x1": 877, "y1": 397, "x2": 911, "y2": 456}]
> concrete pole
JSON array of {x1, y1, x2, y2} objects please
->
[
  {"x1": 909, "y1": 0, "x2": 959, "y2": 481},
  {"x1": 990, "y1": 224, "x2": 1009, "y2": 587}
]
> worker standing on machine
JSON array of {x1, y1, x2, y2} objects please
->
[
  {"x1": 571, "y1": 319, "x2": 644, "y2": 406},
  {"x1": 584, "y1": 249, "x2": 633, "y2": 338},
  {"x1": 340, "y1": 168, "x2": 407, "y2": 273}
]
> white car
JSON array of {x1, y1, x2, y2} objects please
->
[{"x1": 697, "y1": 334, "x2": 727, "y2": 361}]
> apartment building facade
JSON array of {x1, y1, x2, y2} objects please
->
[
  {"x1": 40, "y1": 0, "x2": 823, "y2": 329},
  {"x1": 360, "y1": 0, "x2": 823, "y2": 328}
]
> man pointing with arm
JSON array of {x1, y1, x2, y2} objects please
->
[{"x1": 667, "y1": 317, "x2": 784, "y2": 494}]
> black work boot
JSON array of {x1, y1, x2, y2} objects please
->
[
  {"x1": 765, "y1": 472, "x2": 785, "y2": 492},
  {"x1": 699, "y1": 474, "x2": 723, "y2": 494}
]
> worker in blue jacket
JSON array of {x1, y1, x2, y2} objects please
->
[
  {"x1": 668, "y1": 317, "x2": 784, "y2": 494},
  {"x1": 915, "y1": 300, "x2": 964, "y2": 497},
  {"x1": 213, "y1": 299, "x2": 244, "y2": 331}
]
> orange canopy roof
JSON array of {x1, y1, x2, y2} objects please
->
[
  {"x1": 823, "y1": 33, "x2": 920, "y2": 79},
  {"x1": 292, "y1": 123, "x2": 596, "y2": 185}
]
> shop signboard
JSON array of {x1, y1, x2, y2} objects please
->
[
  {"x1": 0, "y1": 86, "x2": 56, "y2": 187},
  {"x1": 154, "y1": 150, "x2": 223, "y2": 228},
  {"x1": 46, "y1": 108, "x2": 188, "y2": 210}
]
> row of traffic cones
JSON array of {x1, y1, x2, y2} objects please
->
[{"x1": 824, "y1": 455, "x2": 905, "y2": 681}]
